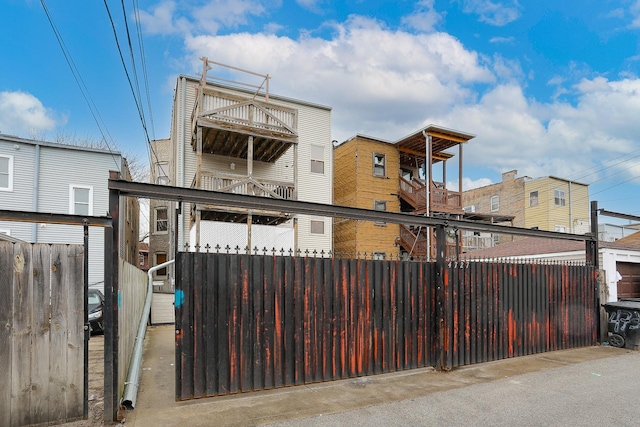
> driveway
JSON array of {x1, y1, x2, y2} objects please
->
[{"x1": 124, "y1": 325, "x2": 635, "y2": 427}]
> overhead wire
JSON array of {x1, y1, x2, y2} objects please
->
[
  {"x1": 39, "y1": 0, "x2": 121, "y2": 171},
  {"x1": 103, "y1": 0, "x2": 167, "y2": 181}
]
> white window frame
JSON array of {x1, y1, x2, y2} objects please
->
[
  {"x1": 0, "y1": 154, "x2": 14, "y2": 192},
  {"x1": 555, "y1": 225, "x2": 566, "y2": 233},
  {"x1": 374, "y1": 200, "x2": 387, "y2": 225},
  {"x1": 490, "y1": 195, "x2": 499, "y2": 212},
  {"x1": 154, "y1": 207, "x2": 169, "y2": 235},
  {"x1": 554, "y1": 189, "x2": 566, "y2": 207},
  {"x1": 373, "y1": 252, "x2": 386, "y2": 260},
  {"x1": 373, "y1": 153, "x2": 386, "y2": 177},
  {"x1": 155, "y1": 162, "x2": 169, "y2": 185},
  {"x1": 310, "y1": 145, "x2": 325, "y2": 174},
  {"x1": 310, "y1": 219, "x2": 324, "y2": 234},
  {"x1": 69, "y1": 185, "x2": 93, "y2": 215}
]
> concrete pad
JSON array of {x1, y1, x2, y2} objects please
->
[{"x1": 124, "y1": 325, "x2": 630, "y2": 427}]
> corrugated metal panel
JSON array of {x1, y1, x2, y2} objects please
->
[
  {"x1": 175, "y1": 252, "x2": 597, "y2": 400},
  {"x1": 175, "y1": 252, "x2": 435, "y2": 399}
]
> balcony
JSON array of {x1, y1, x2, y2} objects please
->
[
  {"x1": 191, "y1": 170, "x2": 295, "y2": 225},
  {"x1": 191, "y1": 89, "x2": 298, "y2": 163},
  {"x1": 398, "y1": 175, "x2": 463, "y2": 215}
]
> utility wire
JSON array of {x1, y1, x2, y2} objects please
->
[
  {"x1": 104, "y1": 0, "x2": 166, "y2": 181},
  {"x1": 40, "y1": 0, "x2": 121, "y2": 170}
]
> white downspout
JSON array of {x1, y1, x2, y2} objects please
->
[
  {"x1": 121, "y1": 259, "x2": 175, "y2": 409},
  {"x1": 422, "y1": 130, "x2": 431, "y2": 260},
  {"x1": 32, "y1": 143, "x2": 40, "y2": 242}
]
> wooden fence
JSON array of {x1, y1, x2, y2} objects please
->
[
  {"x1": 175, "y1": 252, "x2": 598, "y2": 400},
  {"x1": 118, "y1": 258, "x2": 150, "y2": 397},
  {"x1": 0, "y1": 242, "x2": 85, "y2": 427}
]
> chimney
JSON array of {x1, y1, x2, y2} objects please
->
[{"x1": 502, "y1": 170, "x2": 517, "y2": 182}]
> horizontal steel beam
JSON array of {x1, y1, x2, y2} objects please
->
[
  {"x1": 0, "y1": 209, "x2": 112, "y2": 227},
  {"x1": 598, "y1": 209, "x2": 640, "y2": 223},
  {"x1": 110, "y1": 179, "x2": 595, "y2": 243}
]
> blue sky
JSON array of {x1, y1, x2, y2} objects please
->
[{"x1": 2, "y1": 0, "x2": 640, "y2": 221}]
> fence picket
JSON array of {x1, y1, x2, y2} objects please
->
[{"x1": 174, "y1": 252, "x2": 597, "y2": 399}]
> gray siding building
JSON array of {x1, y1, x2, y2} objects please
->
[{"x1": 0, "y1": 134, "x2": 139, "y2": 293}]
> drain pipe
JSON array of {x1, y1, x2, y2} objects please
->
[{"x1": 122, "y1": 258, "x2": 175, "y2": 409}]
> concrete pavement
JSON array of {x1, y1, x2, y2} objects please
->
[{"x1": 124, "y1": 325, "x2": 636, "y2": 427}]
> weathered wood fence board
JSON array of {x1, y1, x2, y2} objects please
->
[
  {"x1": 118, "y1": 258, "x2": 150, "y2": 397},
  {"x1": 0, "y1": 242, "x2": 85, "y2": 427},
  {"x1": 175, "y1": 253, "x2": 598, "y2": 400}
]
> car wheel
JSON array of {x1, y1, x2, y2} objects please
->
[{"x1": 609, "y1": 333, "x2": 625, "y2": 348}]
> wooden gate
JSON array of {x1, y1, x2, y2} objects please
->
[
  {"x1": 175, "y1": 252, "x2": 598, "y2": 400},
  {"x1": 0, "y1": 242, "x2": 85, "y2": 427}
]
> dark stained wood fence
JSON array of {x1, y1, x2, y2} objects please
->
[
  {"x1": 442, "y1": 260, "x2": 598, "y2": 369},
  {"x1": 0, "y1": 242, "x2": 85, "y2": 427},
  {"x1": 175, "y1": 253, "x2": 598, "y2": 400}
]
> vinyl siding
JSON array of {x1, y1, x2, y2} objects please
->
[
  {"x1": 0, "y1": 142, "x2": 36, "y2": 212},
  {"x1": 178, "y1": 78, "x2": 333, "y2": 253},
  {"x1": 524, "y1": 177, "x2": 589, "y2": 233},
  {"x1": 0, "y1": 136, "x2": 128, "y2": 292}
]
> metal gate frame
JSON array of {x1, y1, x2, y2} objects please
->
[
  {"x1": 0, "y1": 209, "x2": 111, "y2": 425},
  {"x1": 106, "y1": 178, "x2": 601, "y2": 420}
]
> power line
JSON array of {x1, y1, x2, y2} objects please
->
[
  {"x1": 103, "y1": 0, "x2": 166, "y2": 180},
  {"x1": 39, "y1": 0, "x2": 121, "y2": 170}
]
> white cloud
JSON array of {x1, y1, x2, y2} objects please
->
[
  {"x1": 421, "y1": 76, "x2": 640, "y2": 184},
  {"x1": 183, "y1": 16, "x2": 494, "y2": 141},
  {"x1": 488, "y1": 36, "x2": 515, "y2": 44},
  {"x1": 0, "y1": 91, "x2": 59, "y2": 137},
  {"x1": 138, "y1": 0, "x2": 274, "y2": 35},
  {"x1": 460, "y1": 0, "x2": 522, "y2": 26},
  {"x1": 401, "y1": 0, "x2": 443, "y2": 32},
  {"x1": 295, "y1": 0, "x2": 327, "y2": 14}
]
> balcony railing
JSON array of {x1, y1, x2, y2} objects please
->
[
  {"x1": 398, "y1": 175, "x2": 462, "y2": 214},
  {"x1": 192, "y1": 171, "x2": 296, "y2": 200}
]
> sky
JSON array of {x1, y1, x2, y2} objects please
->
[{"x1": 1, "y1": 0, "x2": 640, "y2": 223}]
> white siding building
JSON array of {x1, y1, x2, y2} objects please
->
[
  {"x1": 167, "y1": 67, "x2": 333, "y2": 254},
  {"x1": 0, "y1": 134, "x2": 137, "y2": 293}
]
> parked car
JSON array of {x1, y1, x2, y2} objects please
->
[{"x1": 88, "y1": 288, "x2": 105, "y2": 334}]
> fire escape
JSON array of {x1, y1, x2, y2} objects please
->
[
  {"x1": 190, "y1": 58, "x2": 299, "y2": 249},
  {"x1": 395, "y1": 126, "x2": 475, "y2": 259}
]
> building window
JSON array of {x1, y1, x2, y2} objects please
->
[
  {"x1": 374, "y1": 200, "x2": 387, "y2": 225},
  {"x1": 493, "y1": 234, "x2": 500, "y2": 245},
  {"x1": 155, "y1": 162, "x2": 169, "y2": 185},
  {"x1": 490, "y1": 195, "x2": 499, "y2": 212},
  {"x1": 463, "y1": 205, "x2": 476, "y2": 213},
  {"x1": 310, "y1": 220, "x2": 324, "y2": 234},
  {"x1": 554, "y1": 189, "x2": 566, "y2": 207},
  {"x1": 555, "y1": 225, "x2": 566, "y2": 233},
  {"x1": 373, "y1": 252, "x2": 386, "y2": 260},
  {"x1": 529, "y1": 191, "x2": 538, "y2": 207},
  {"x1": 310, "y1": 145, "x2": 324, "y2": 174},
  {"x1": 0, "y1": 155, "x2": 13, "y2": 191},
  {"x1": 70, "y1": 185, "x2": 93, "y2": 215},
  {"x1": 154, "y1": 207, "x2": 168, "y2": 234},
  {"x1": 373, "y1": 153, "x2": 386, "y2": 177},
  {"x1": 154, "y1": 252, "x2": 167, "y2": 277}
]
